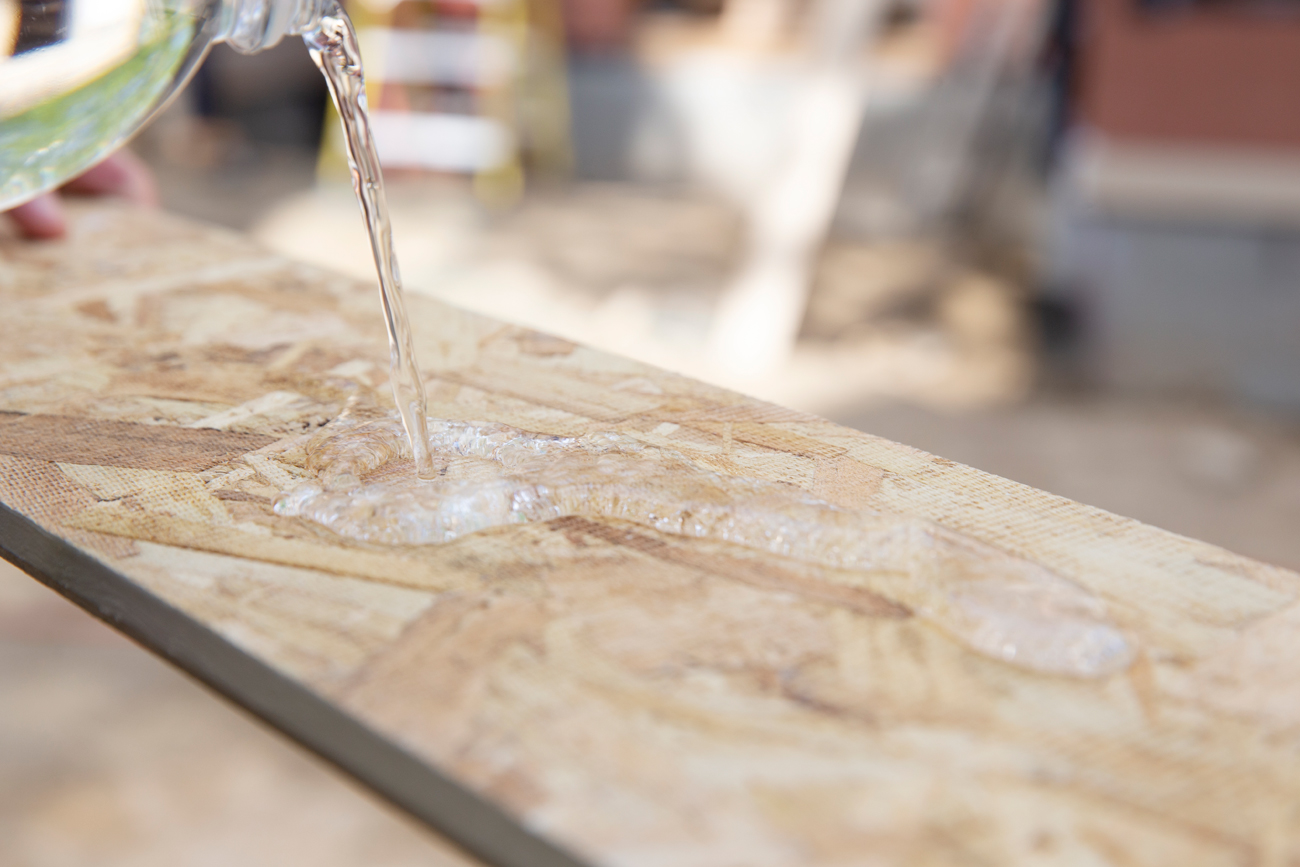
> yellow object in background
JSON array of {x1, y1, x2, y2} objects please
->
[{"x1": 319, "y1": 0, "x2": 572, "y2": 205}]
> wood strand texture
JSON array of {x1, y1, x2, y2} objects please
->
[{"x1": 2, "y1": 203, "x2": 1299, "y2": 866}]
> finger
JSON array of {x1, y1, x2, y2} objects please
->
[
  {"x1": 62, "y1": 150, "x2": 159, "y2": 206},
  {"x1": 8, "y1": 193, "x2": 66, "y2": 239}
]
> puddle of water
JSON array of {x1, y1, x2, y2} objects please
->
[{"x1": 274, "y1": 406, "x2": 1134, "y2": 679}]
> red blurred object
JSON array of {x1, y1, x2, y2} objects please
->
[
  {"x1": 1078, "y1": 0, "x2": 1300, "y2": 149},
  {"x1": 560, "y1": 0, "x2": 636, "y2": 51}
]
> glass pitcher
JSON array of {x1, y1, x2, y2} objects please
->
[{"x1": 0, "y1": 0, "x2": 331, "y2": 209}]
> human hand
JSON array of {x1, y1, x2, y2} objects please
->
[{"x1": 6, "y1": 150, "x2": 159, "y2": 240}]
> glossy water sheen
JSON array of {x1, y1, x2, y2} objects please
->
[
  {"x1": 276, "y1": 405, "x2": 1135, "y2": 679},
  {"x1": 303, "y1": 6, "x2": 435, "y2": 479}
]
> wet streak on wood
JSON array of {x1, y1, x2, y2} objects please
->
[{"x1": 551, "y1": 516, "x2": 912, "y2": 619}]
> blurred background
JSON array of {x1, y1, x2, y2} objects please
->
[{"x1": 7, "y1": 0, "x2": 1300, "y2": 863}]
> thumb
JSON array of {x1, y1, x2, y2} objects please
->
[
  {"x1": 62, "y1": 150, "x2": 159, "y2": 206},
  {"x1": 8, "y1": 193, "x2": 66, "y2": 240}
]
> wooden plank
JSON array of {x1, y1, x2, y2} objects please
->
[
  {"x1": 0, "y1": 413, "x2": 275, "y2": 470},
  {"x1": 3, "y1": 202, "x2": 1300, "y2": 866}
]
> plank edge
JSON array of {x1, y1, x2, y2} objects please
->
[{"x1": 0, "y1": 502, "x2": 590, "y2": 867}]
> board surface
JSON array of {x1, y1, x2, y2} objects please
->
[{"x1": 3, "y1": 202, "x2": 1300, "y2": 866}]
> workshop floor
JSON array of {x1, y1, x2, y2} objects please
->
[{"x1": 251, "y1": 180, "x2": 1034, "y2": 413}]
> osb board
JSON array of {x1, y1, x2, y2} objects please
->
[{"x1": 2, "y1": 202, "x2": 1300, "y2": 867}]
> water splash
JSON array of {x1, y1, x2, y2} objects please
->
[{"x1": 274, "y1": 409, "x2": 1134, "y2": 678}]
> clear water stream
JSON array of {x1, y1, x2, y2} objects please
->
[{"x1": 303, "y1": 4, "x2": 436, "y2": 480}]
